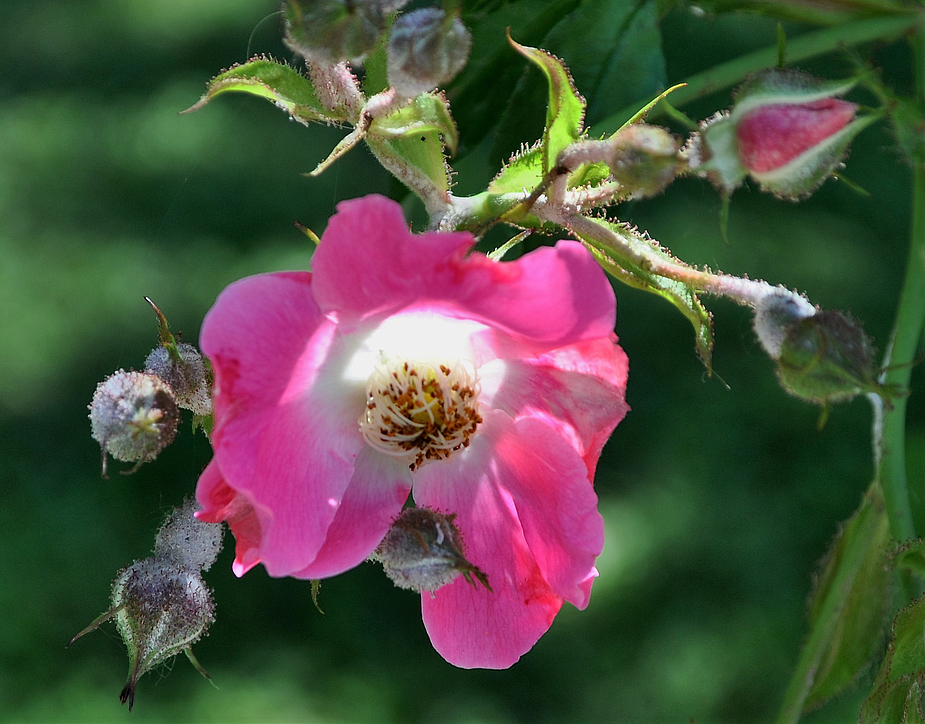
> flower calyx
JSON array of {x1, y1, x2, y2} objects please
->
[{"x1": 371, "y1": 507, "x2": 491, "y2": 594}]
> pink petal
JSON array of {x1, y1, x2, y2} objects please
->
[
  {"x1": 291, "y1": 448, "x2": 411, "y2": 579},
  {"x1": 201, "y1": 272, "x2": 366, "y2": 577},
  {"x1": 413, "y1": 411, "x2": 604, "y2": 668},
  {"x1": 195, "y1": 460, "x2": 262, "y2": 577},
  {"x1": 736, "y1": 99, "x2": 856, "y2": 173},
  {"x1": 481, "y1": 335, "x2": 629, "y2": 476},
  {"x1": 312, "y1": 196, "x2": 615, "y2": 346}
]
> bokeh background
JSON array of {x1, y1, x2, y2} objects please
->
[{"x1": 2, "y1": 1, "x2": 923, "y2": 722}]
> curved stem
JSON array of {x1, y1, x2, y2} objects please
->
[{"x1": 591, "y1": 13, "x2": 922, "y2": 136}]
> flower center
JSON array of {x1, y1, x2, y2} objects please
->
[{"x1": 360, "y1": 357, "x2": 482, "y2": 470}]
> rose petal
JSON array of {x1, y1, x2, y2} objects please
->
[
  {"x1": 202, "y1": 272, "x2": 367, "y2": 576},
  {"x1": 312, "y1": 196, "x2": 615, "y2": 346},
  {"x1": 195, "y1": 460, "x2": 262, "y2": 577},
  {"x1": 413, "y1": 411, "x2": 604, "y2": 668},
  {"x1": 478, "y1": 335, "x2": 629, "y2": 476},
  {"x1": 291, "y1": 448, "x2": 411, "y2": 579}
]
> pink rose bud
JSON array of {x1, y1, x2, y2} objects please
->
[{"x1": 689, "y1": 68, "x2": 877, "y2": 199}]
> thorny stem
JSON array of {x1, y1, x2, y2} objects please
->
[{"x1": 564, "y1": 214, "x2": 802, "y2": 309}]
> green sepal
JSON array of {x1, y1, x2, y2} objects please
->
[
  {"x1": 730, "y1": 70, "x2": 857, "y2": 121},
  {"x1": 489, "y1": 142, "x2": 544, "y2": 195},
  {"x1": 507, "y1": 33, "x2": 586, "y2": 175},
  {"x1": 893, "y1": 540, "x2": 925, "y2": 581},
  {"x1": 366, "y1": 134, "x2": 452, "y2": 201},
  {"x1": 369, "y1": 93, "x2": 459, "y2": 155},
  {"x1": 192, "y1": 412, "x2": 214, "y2": 438},
  {"x1": 802, "y1": 484, "x2": 891, "y2": 711},
  {"x1": 860, "y1": 597, "x2": 925, "y2": 723},
  {"x1": 183, "y1": 57, "x2": 348, "y2": 126},
  {"x1": 577, "y1": 218, "x2": 714, "y2": 371}
]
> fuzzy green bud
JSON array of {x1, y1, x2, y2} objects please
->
[
  {"x1": 608, "y1": 125, "x2": 682, "y2": 199},
  {"x1": 776, "y1": 310, "x2": 886, "y2": 405}
]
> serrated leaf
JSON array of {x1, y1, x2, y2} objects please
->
[
  {"x1": 861, "y1": 597, "x2": 925, "y2": 723},
  {"x1": 507, "y1": 35, "x2": 585, "y2": 174},
  {"x1": 802, "y1": 485, "x2": 891, "y2": 710},
  {"x1": 369, "y1": 93, "x2": 459, "y2": 155},
  {"x1": 183, "y1": 57, "x2": 347, "y2": 125},
  {"x1": 575, "y1": 217, "x2": 714, "y2": 370},
  {"x1": 539, "y1": 0, "x2": 666, "y2": 127}
]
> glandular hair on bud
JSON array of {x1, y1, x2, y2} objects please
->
[
  {"x1": 89, "y1": 370, "x2": 179, "y2": 477},
  {"x1": 753, "y1": 290, "x2": 816, "y2": 359},
  {"x1": 112, "y1": 558, "x2": 215, "y2": 710},
  {"x1": 154, "y1": 499, "x2": 224, "y2": 573},
  {"x1": 387, "y1": 8, "x2": 472, "y2": 99},
  {"x1": 371, "y1": 507, "x2": 490, "y2": 594},
  {"x1": 145, "y1": 343, "x2": 212, "y2": 416}
]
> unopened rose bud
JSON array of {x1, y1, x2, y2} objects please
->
[
  {"x1": 776, "y1": 309, "x2": 886, "y2": 405},
  {"x1": 753, "y1": 289, "x2": 816, "y2": 359},
  {"x1": 387, "y1": 8, "x2": 471, "y2": 99},
  {"x1": 608, "y1": 125, "x2": 682, "y2": 199},
  {"x1": 69, "y1": 558, "x2": 215, "y2": 711},
  {"x1": 688, "y1": 68, "x2": 876, "y2": 199},
  {"x1": 154, "y1": 499, "x2": 223, "y2": 572},
  {"x1": 89, "y1": 370, "x2": 179, "y2": 477},
  {"x1": 371, "y1": 508, "x2": 490, "y2": 593},
  {"x1": 145, "y1": 343, "x2": 212, "y2": 416},
  {"x1": 282, "y1": 0, "x2": 385, "y2": 65}
]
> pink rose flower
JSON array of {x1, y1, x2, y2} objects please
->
[{"x1": 195, "y1": 194, "x2": 629, "y2": 668}]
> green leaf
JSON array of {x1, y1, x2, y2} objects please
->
[
  {"x1": 540, "y1": 0, "x2": 667, "y2": 127},
  {"x1": 802, "y1": 484, "x2": 891, "y2": 710},
  {"x1": 861, "y1": 597, "x2": 925, "y2": 723},
  {"x1": 369, "y1": 93, "x2": 459, "y2": 155},
  {"x1": 183, "y1": 57, "x2": 347, "y2": 125},
  {"x1": 576, "y1": 217, "x2": 714, "y2": 370},
  {"x1": 776, "y1": 486, "x2": 891, "y2": 724},
  {"x1": 507, "y1": 35, "x2": 585, "y2": 174}
]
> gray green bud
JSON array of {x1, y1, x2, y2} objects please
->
[
  {"x1": 154, "y1": 499, "x2": 223, "y2": 572},
  {"x1": 370, "y1": 508, "x2": 490, "y2": 593},
  {"x1": 282, "y1": 0, "x2": 386, "y2": 65},
  {"x1": 89, "y1": 370, "x2": 179, "y2": 477},
  {"x1": 387, "y1": 8, "x2": 471, "y2": 99},
  {"x1": 145, "y1": 343, "x2": 212, "y2": 416}
]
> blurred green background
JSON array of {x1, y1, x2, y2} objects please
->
[{"x1": 2, "y1": 1, "x2": 923, "y2": 722}]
